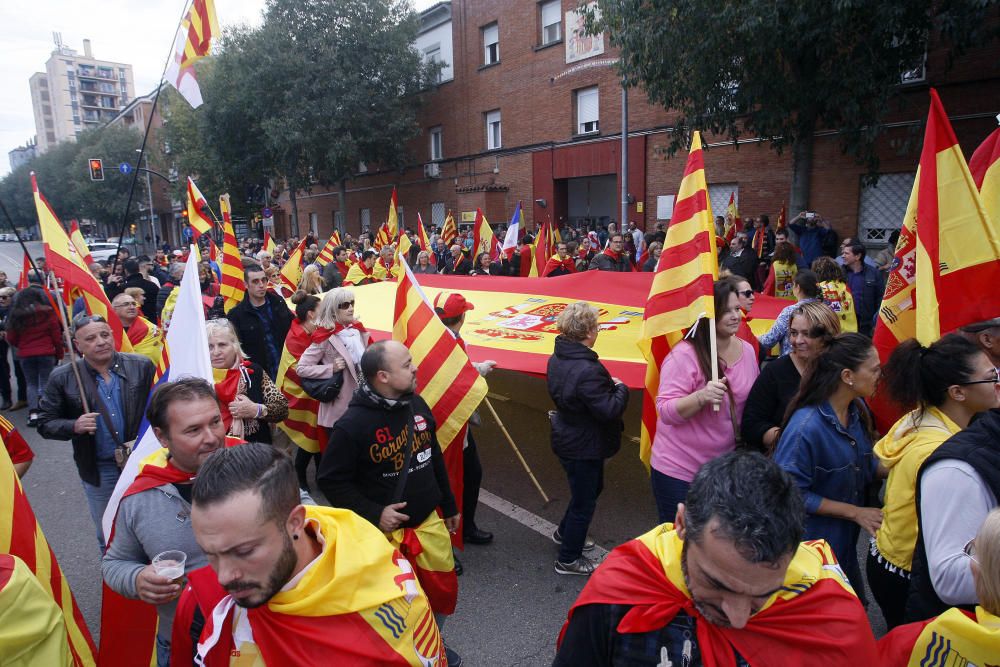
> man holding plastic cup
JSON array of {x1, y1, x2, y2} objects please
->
[{"x1": 102, "y1": 378, "x2": 237, "y2": 667}]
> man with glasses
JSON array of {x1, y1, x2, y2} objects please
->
[
  {"x1": 37, "y1": 314, "x2": 156, "y2": 551},
  {"x1": 589, "y1": 234, "x2": 632, "y2": 272},
  {"x1": 111, "y1": 293, "x2": 163, "y2": 364},
  {"x1": 225, "y1": 264, "x2": 293, "y2": 380}
]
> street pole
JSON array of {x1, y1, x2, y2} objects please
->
[
  {"x1": 620, "y1": 81, "x2": 629, "y2": 238},
  {"x1": 143, "y1": 152, "x2": 157, "y2": 251}
]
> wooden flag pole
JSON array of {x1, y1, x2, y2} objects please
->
[
  {"x1": 708, "y1": 314, "x2": 721, "y2": 412},
  {"x1": 483, "y1": 396, "x2": 550, "y2": 504},
  {"x1": 49, "y1": 274, "x2": 90, "y2": 414}
]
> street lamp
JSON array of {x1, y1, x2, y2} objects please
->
[{"x1": 136, "y1": 149, "x2": 157, "y2": 250}]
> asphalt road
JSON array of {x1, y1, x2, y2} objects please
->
[{"x1": 0, "y1": 240, "x2": 887, "y2": 665}]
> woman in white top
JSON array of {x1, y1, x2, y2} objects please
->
[{"x1": 297, "y1": 287, "x2": 372, "y2": 428}]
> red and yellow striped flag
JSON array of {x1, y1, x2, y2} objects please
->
[
  {"x1": 393, "y1": 262, "x2": 488, "y2": 526},
  {"x1": 441, "y1": 210, "x2": 457, "y2": 247},
  {"x1": 219, "y1": 194, "x2": 245, "y2": 312},
  {"x1": 970, "y1": 124, "x2": 1000, "y2": 221},
  {"x1": 186, "y1": 177, "x2": 214, "y2": 238},
  {"x1": 69, "y1": 220, "x2": 94, "y2": 266},
  {"x1": 316, "y1": 236, "x2": 337, "y2": 266},
  {"x1": 33, "y1": 173, "x2": 132, "y2": 352},
  {"x1": 330, "y1": 229, "x2": 342, "y2": 247},
  {"x1": 870, "y1": 90, "x2": 1000, "y2": 432},
  {"x1": 279, "y1": 237, "x2": 307, "y2": 295},
  {"x1": 276, "y1": 319, "x2": 323, "y2": 453},
  {"x1": 0, "y1": 439, "x2": 97, "y2": 666},
  {"x1": 637, "y1": 131, "x2": 719, "y2": 467},
  {"x1": 374, "y1": 222, "x2": 392, "y2": 251}
]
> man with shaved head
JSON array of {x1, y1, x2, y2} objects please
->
[{"x1": 112, "y1": 292, "x2": 163, "y2": 364}]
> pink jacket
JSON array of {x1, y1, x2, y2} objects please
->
[{"x1": 296, "y1": 331, "x2": 369, "y2": 428}]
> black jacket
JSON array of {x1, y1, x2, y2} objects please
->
[
  {"x1": 589, "y1": 251, "x2": 632, "y2": 272},
  {"x1": 317, "y1": 389, "x2": 457, "y2": 529},
  {"x1": 720, "y1": 249, "x2": 757, "y2": 282},
  {"x1": 38, "y1": 353, "x2": 155, "y2": 486},
  {"x1": 107, "y1": 273, "x2": 160, "y2": 322},
  {"x1": 547, "y1": 336, "x2": 629, "y2": 460},
  {"x1": 226, "y1": 292, "x2": 293, "y2": 378},
  {"x1": 741, "y1": 355, "x2": 801, "y2": 452},
  {"x1": 442, "y1": 257, "x2": 472, "y2": 275}
]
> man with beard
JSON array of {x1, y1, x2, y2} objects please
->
[
  {"x1": 172, "y1": 442, "x2": 445, "y2": 666},
  {"x1": 102, "y1": 378, "x2": 238, "y2": 667},
  {"x1": 553, "y1": 452, "x2": 878, "y2": 666}
]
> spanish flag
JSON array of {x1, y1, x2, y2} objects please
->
[
  {"x1": 33, "y1": 173, "x2": 131, "y2": 353},
  {"x1": 969, "y1": 123, "x2": 1000, "y2": 221},
  {"x1": 877, "y1": 606, "x2": 1000, "y2": 666},
  {"x1": 124, "y1": 315, "x2": 164, "y2": 365},
  {"x1": 276, "y1": 318, "x2": 324, "y2": 454},
  {"x1": 472, "y1": 208, "x2": 499, "y2": 260},
  {"x1": 637, "y1": 132, "x2": 718, "y2": 467},
  {"x1": 870, "y1": 90, "x2": 1000, "y2": 431},
  {"x1": 185, "y1": 177, "x2": 214, "y2": 239},
  {"x1": 279, "y1": 237, "x2": 308, "y2": 295},
  {"x1": 724, "y1": 191, "x2": 742, "y2": 243},
  {"x1": 173, "y1": 506, "x2": 445, "y2": 666},
  {"x1": 263, "y1": 231, "x2": 276, "y2": 255},
  {"x1": 218, "y1": 194, "x2": 245, "y2": 312},
  {"x1": 0, "y1": 442, "x2": 96, "y2": 666}
]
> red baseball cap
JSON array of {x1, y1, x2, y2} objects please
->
[{"x1": 434, "y1": 292, "x2": 474, "y2": 319}]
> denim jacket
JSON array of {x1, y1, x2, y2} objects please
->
[{"x1": 775, "y1": 401, "x2": 877, "y2": 564}]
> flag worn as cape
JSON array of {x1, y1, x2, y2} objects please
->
[
  {"x1": 877, "y1": 606, "x2": 999, "y2": 667},
  {"x1": 636, "y1": 132, "x2": 718, "y2": 468},
  {"x1": 276, "y1": 318, "x2": 324, "y2": 454},
  {"x1": 869, "y1": 90, "x2": 1000, "y2": 432},
  {"x1": 0, "y1": 444, "x2": 96, "y2": 666},
  {"x1": 174, "y1": 506, "x2": 444, "y2": 667},
  {"x1": 557, "y1": 525, "x2": 878, "y2": 665},
  {"x1": 125, "y1": 315, "x2": 164, "y2": 366}
]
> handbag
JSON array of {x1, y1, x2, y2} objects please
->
[{"x1": 301, "y1": 370, "x2": 344, "y2": 402}]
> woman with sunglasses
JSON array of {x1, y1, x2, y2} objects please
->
[
  {"x1": 868, "y1": 334, "x2": 999, "y2": 628},
  {"x1": 757, "y1": 270, "x2": 823, "y2": 356},
  {"x1": 297, "y1": 287, "x2": 371, "y2": 435},
  {"x1": 879, "y1": 508, "x2": 1000, "y2": 665}
]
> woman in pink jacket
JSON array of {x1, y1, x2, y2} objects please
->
[{"x1": 297, "y1": 287, "x2": 372, "y2": 433}]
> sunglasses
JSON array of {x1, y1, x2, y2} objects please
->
[
  {"x1": 958, "y1": 367, "x2": 1000, "y2": 386},
  {"x1": 337, "y1": 301, "x2": 355, "y2": 310},
  {"x1": 72, "y1": 314, "x2": 107, "y2": 329},
  {"x1": 737, "y1": 289, "x2": 754, "y2": 298}
]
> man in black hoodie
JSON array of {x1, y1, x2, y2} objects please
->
[{"x1": 317, "y1": 340, "x2": 463, "y2": 666}]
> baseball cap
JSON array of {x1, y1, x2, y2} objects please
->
[
  {"x1": 434, "y1": 292, "x2": 474, "y2": 319},
  {"x1": 962, "y1": 317, "x2": 1000, "y2": 333}
]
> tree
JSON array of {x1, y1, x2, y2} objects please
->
[
  {"x1": 163, "y1": 0, "x2": 438, "y2": 236},
  {"x1": 585, "y1": 0, "x2": 997, "y2": 214}
]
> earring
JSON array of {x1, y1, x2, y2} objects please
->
[
  {"x1": 848, "y1": 381, "x2": 854, "y2": 387},
  {"x1": 292, "y1": 534, "x2": 299, "y2": 541}
]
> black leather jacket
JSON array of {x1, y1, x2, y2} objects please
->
[{"x1": 38, "y1": 353, "x2": 155, "y2": 486}]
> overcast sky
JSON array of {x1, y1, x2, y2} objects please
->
[{"x1": 0, "y1": 0, "x2": 436, "y2": 177}]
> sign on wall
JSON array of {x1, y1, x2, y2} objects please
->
[{"x1": 565, "y1": 3, "x2": 605, "y2": 64}]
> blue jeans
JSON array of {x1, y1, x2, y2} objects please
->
[
  {"x1": 81, "y1": 459, "x2": 121, "y2": 552},
  {"x1": 20, "y1": 355, "x2": 55, "y2": 412},
  {"x1": 557, "y1": 458, "x2": 604, "y2": 562},
  {"x1": 651, "y1": 470, "x2": 690, "y2": 525},
  {"x1": 156, "y1": 634, "x2": 171, "y2": 667}
]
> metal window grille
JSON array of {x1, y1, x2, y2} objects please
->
[
  {"x1": 432, "y1": 202, "x2": 446, "y2": 228},
  {"x1": 858, "y1": 172, "x2": 914, "y2": 245},
  {"x1": 707, "y1": 183, "x2": 738, "y2": 221}
]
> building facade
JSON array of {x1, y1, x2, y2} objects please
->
[
  {"x1": 30, "y1": 37, "x2": 135, "y2": 153},
  {"x1": 274, "y1": 0, "x2": 1000, "y2": 250}
]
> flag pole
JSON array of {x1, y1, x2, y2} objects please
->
[
  {"x1": 111, "y1": 0, "x2": 195, "y2": 275},
  {"x1": 0, "y1": 196, "x2": 46, "y2": 284},
  {"x1": 708, "y1": 315, "x2": 720, "y2": 412},
  {"x1": 482, "y1": 397, "x2": 550, "y2": 504},
  {"x1": 47, "y1": 273, "x2": 90, "y2": 414}
]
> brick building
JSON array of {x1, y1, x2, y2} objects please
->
[{"x1": 274, "y1": 0, "x2": 1000, "y2": 251}]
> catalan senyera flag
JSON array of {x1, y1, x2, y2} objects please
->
[
  {"x1": 219, "y1": 194, "x2": 245, "y2": 312},
  {"x1": 637, "y1": 131, "x2": 719, "y2": 468},
  {"x1": 441, "y1": 210, "x2": 457, "y2": 247},
  {"x1": 316, "y1": 236, "x2": 337, "y2": 266},
  {"x1": 33, "y1": 173, "x2": 132, "y2": 353},
  {"x1": 186, "y1": 177, "x2": 214, "y2": 238},
  {"x1": 164, "y1": 0, "x2": 220, "y2": 108},
  {"x1": 280, "y1": 237, "x2": 307, "y2": 295},
  {"x1": 263, "y1": 231, "x2": 276, "y2": 255},
  {"x1": 0, "y1": 439, "x2": 97, "y2": 666},
  {"x1": 870, "y1": 90, "x2": 1000, "y2": 432},
  {"x1": 393, "y1": 261, "x2": 489, "y2": 543},
  {"x1": 68, "y1": 220, "x2": 94, "y2": 266},
  {"x1": 970, "y1": 125, "x2": 1000, "y2": 221},
  {"x1": 276, "y1": 318, "x2": 323, "y2": 453},
  {"x1": 472, "y1": 208, "x2": 500, "y2": 260}
]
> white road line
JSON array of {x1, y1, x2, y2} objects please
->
[{"x1": 478, "y1": 488, "x2": 610, "y2": 559}]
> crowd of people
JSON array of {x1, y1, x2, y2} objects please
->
[{"x1": 1, "y1": 213, "x2": 997, "y2": 666}]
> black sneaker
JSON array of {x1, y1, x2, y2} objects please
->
[
  {"x1": 552, "y1": 528, "x2": 596, "y2": 552},
  {"x1": 554, "y1": 556, "x2": 597, "y2": 576},
  {"x1": 27, "y1": 413, "x2": 38, "y2": 427},
  {"x1": 445, "y1": 645, "x2": 463, "y2": 667}
]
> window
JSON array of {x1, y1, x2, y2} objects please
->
[
  {"x1": 432, "y1": 202, "x2": 446, "y2": 228},
  {"x1": 485, "y1": 110, "x2": 501, "y2": 150},
  {"x1": 73, "y1": 115, "x2": 80, "y2": 125},
  {"x1": 424, "y1": 44, "x2": 443, "y2": 82},
  {"x1": 482, "y1": 23, "x2": 499, "y2": 65},
  {"x1": 858, "y1": 173, "x2": 915, "y2": 245},
  {"x1": 576, "y1": 86, "x2": 599, "y2": 134},
  {"x1": 309, "y1": 212, "x2": 319, "y2": 235},
  {"x1": 334, "y1": 211, "x2": 344, "y2": 230},
  {"x1": 360, "y1": 208, "x2": 371, "y2": 232},
  {"x1": 540, "y1": 1, "x2": 561, "y2": 45},
  {"x1": 397, "y1": 207, "x2": 405, "y2": 230},
  {"x1": 430, "y1": 126, "x2": 443, "y2": 161},
  {"x1": 46, "y1": 132, "x2": 56, "y2": 142}
]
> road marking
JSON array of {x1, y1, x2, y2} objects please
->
[{"x1": 479, "y1": 488, "x2": 610, "y2": 559}]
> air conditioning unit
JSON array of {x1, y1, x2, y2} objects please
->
[{"x1": 424, "y1": 162, "x2": 441, "y2": 179}]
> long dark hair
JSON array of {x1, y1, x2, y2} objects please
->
[
  {"x1": 883, "y1": 334, "x2": 982, "y2": 415},
  {"x1": 686, "y1": 279, "x2": 739, "y2": 383},
  {"x1": 7, "y1": 286, "x2": 52, "y2": 332},
  {"x1": 794, "y1": 270, "x2": 821, "y2": 299},
  {"x1": 783, "y1": 332, "x2": 876, "y2": 434}
]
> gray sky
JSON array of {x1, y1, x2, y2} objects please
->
[{"x1": 0, "y1": 0, "x2": 436, "y2": 177}]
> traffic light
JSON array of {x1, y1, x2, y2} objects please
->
[
  {"x1": 181, "y1": 209, "x2": 189, "y2": 220},
  {"x1": 130, "y1": 224, "x2": 136, "y2": 234},
  {"x1": 88, "y1": 158, "x2": 104, "y2": 181}
]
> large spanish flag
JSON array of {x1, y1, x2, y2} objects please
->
[
  {"x1": 33, "y1": 173, "x2": 131, "y2": 352},
  {"x1": 218, "y1": 194, "x2": 245, "y2": 312},
  {"x1": 870, "y1": 90, "x2": 1000, "y2": 430},
  {"x1": 0, "y1": 441, "x2": 96, "y2": 666},
  {"x1": 637, "y1": 131, "x2": 719, "y2": 468},
  {"x1": 969, "y1": 124, "x2": 1000, "y2": 221}
]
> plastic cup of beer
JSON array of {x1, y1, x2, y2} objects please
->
[{"x1": 152, "y1": 550, "x2": 187, "y2": 583}]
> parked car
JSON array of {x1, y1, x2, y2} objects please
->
[{"x1": 88, "y1": 242, "x2": 121, "y2": 263}]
